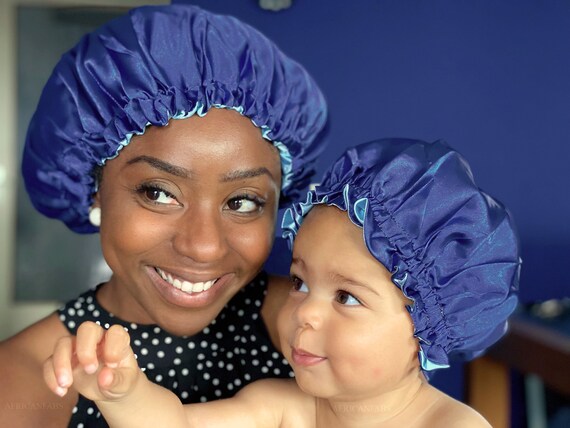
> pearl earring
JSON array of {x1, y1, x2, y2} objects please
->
[{"x1": 88, "y1": 207, "x2": 101, "y2": 227}]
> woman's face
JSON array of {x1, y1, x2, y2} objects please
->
[
  {"x1": 95, "y1": 108, "x2": 282, "y2": 336},
  {"x1": 278, "y1": 205, "x2": 419, "y2": 401}
]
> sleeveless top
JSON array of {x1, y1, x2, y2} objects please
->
[{"x1": 57, "y1": 272, "x2": 293, "y2": 428}]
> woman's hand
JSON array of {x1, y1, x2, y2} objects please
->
[{"x1": 43, "y1": 321, "x2": 141, "y2": 402}]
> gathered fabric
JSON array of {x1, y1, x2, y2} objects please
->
[
  {"x1": 22, "y1": 4, "x2": 327, "y2": 233},
  {"x1": 282, "y1": 138, "x2": 520, "y2": 373}
]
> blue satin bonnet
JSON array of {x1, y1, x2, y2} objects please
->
[
  {"x1": 22, "y1": 4, "x2": 328, "y2": 233},
  {"x1": 282, "y1": 138, "x2": 521, "y2": 373}
]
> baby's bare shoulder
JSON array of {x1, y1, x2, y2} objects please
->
[
  {"x1": 423, "y1": 390, "x2": 491, "y2": 428},
  {"x1": 239, "y1": 378, "x2": 315, "y2": 427},
  {"x1": 240, "y1": 378, "x2": 314, "y2": 410}
]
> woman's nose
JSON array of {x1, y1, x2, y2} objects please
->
[{"x1": 172, "y1": 206, "x2": 228, "y2": 264}]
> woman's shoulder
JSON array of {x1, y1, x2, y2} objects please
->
[
  {"x1": 262, "y1": 274, "x2": 291, "y2": 350},
  {"x1": 422, "y1": 387, "x2": 492, "y2": 428},
  {"x1": 0, "y1": 312, "x2": 77, "y2": 427},
  {"x1": 264, "y1": 274, "x2": 291, "y2": 313},
  {"x1": 0, "y1": 312, "x2": 69, "y2": 362}
]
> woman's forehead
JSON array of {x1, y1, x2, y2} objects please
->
[{"x1": 112, "y1": 110, "x2": 281, "y2": 169}]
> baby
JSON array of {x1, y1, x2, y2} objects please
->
[{"x1": 44, "y1": 138, "x2": 520, "y2": 427}]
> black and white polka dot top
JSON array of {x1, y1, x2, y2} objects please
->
[{"x1": 58, "y1": 271, "x2": 293, "y2": 428}]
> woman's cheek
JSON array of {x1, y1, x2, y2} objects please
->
[{"x1": 234, "y1": 217, "x2": 275, "y2": 265}]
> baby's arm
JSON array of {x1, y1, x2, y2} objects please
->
[
  {"x1": 43, "y1": 321, "x2": 188, "y2": 428},
  {"x1": 184, "y1": 378, "x2": 311, "y2": 428},
  {"x1": 43, "y1": 322, "x2": 297, "y2": 428}
]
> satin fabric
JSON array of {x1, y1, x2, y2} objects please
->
[
  {"x1": 22, "y1": 4, "x2": 327, "y2": 233},
  {"x1": 282, "y1": 138, "x2": 520, "y2": 373}
]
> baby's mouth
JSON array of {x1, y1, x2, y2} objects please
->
[{"x1": 155, "y1": 267, "x2": 219, "y2": 293}]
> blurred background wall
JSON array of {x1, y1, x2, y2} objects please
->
[{"x1": 1, "y1": 1, "x2": 568, "y2": 426}]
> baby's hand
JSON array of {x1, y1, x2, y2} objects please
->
[{"x1": 43, "y1": 321, "x2": 141, "y2": 402}]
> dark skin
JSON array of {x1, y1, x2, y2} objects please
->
[{"x1": 0, "y1": 109, "x2": 291, "y2": 427}]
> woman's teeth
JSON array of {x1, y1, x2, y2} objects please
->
[{"x1": 156, "y1": 268, "x2": 218, "y2": 293}]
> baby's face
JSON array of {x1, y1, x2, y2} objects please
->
[{"x1": 278, "y1": 205, "x2": 420, "y2": 401}]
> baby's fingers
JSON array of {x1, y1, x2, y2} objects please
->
[
  {"x1": 96, "y1": 326, "x2": 140, "y2": 400},
  {"x1": 44, "y1": 357, "x2": 67, "y2": 397},
  {"x1": 44, "y1": 335, "x2": 74, "y2": 397},
  {"x1": 75, "y1": 321, "x2": 106, "y2": 374},
  {"x1": 102, "y1": 324, "x2": 135, "y2": 369},
  {"x1": 97, "y1": 365, "x2": 141, "y2": 400}
]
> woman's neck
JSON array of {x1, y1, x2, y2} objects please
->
[{"x1": 96, "y1": 279, "x2": 151, "y2": 324}]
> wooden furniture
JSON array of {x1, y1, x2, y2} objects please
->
[{"x1": 465, "y1": 311, "x2": 570, "y2": 428}]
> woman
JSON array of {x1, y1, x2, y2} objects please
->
[{"x1": 0, "y1": 4, "x2": 326, "y2": 427}]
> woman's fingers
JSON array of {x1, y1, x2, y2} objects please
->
[{"x1": 75, "y1": 321, "x2": 105, "y2": 374}]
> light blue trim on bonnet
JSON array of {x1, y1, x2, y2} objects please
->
[
  {"x1": 99, "y1": 102, "x2": 294, "y2": 192},
  {"x1": 419, "y1": 351, "x2": 450, "y2": 371},
  {"x1": 353, "y1": 197, "x2": 368, "y2": 223},
  {"x1": 282, "y1": 182, "x2": 450, "y2": 374}
]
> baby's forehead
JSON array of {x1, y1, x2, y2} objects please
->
[
  {"x1": 294, "y1": 205, "x2": 392, "y2": 275},
  {"x1": 297, "y1": 205, "x2": 361, "y2": 241}
]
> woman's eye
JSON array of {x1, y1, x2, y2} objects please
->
[
  {"x1": 290, "y1": 276, "x2": 309, "y2": 293},
  {"x1": 336, "y1": 290, "x2": 361, "y2": 306},
  {"x1": 136, "y1": 184, "x2": 178, "y2": 206},
  {"x1": 227, "y1": 195, "x2": 265, "y2": 213}
]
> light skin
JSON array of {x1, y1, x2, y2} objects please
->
[
  {"x1": 0, "y1": 108, "x2": 292, "y2": 427},
  {"x1": 43, "y1": 205, "x2": 492, "y2": 428}
]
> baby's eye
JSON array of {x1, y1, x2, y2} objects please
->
[
  {"x1": 226, "y1": 194, "x2": 266, "y2": 213},
  {"x1": 336, "y1": 290, "x2": 362, "y2": 306},
  {"x1": 136, "y1": 184, "x2": 179, "y2": 206},
  {"x1": 290, "y1": 276, "x2": 309, "y2": 293}
]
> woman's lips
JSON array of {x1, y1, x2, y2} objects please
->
[
  {"x1": 155, "y1": 267, "x2": 218, "y2": 293},
  {"x1": 291, "y1": 348, "x2": 327, "y2": 367},
  {"x1": 147, "y1": 266, "x2": 232, "y2": 308}
]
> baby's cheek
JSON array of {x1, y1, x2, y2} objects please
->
[
  {"x1": 333, "y1": 355, "x2": 385, "y2": 393},
  {"x1": 369, "y1": 366, "x2": 384, "y2": 379},
  {"x1": 343, "y1": 340, "x2": 394, "y2": 380}
]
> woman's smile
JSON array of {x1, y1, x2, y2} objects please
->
[
  {"x1": 148, "y1": 266, "x2": 235, "y2": 309},
  {"x1": 155, "y1": 267, "x2": 219, "y2": 293}
]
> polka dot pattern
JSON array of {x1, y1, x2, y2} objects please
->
[{"x1": 59, "y1": 272, "x2": 292, "y2": 427}]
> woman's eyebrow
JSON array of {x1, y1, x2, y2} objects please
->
[
  {"x1": 220, "y1": 167, "x2": 275, "y2": 182},
  {"x1": 125, "y1": 156, "x2": 190, "y2": 178}
]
